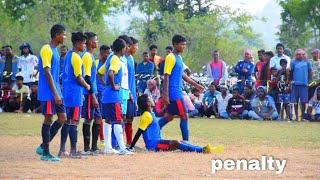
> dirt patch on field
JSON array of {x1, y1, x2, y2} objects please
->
[{"x1": 0, "y1": 136, "x2": 319, "y2": 179}]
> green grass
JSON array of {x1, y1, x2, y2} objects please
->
[{"x1": 1, "y1": 113, "x2": 320, "y2": 148}]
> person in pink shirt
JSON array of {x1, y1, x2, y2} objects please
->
[
  {"x1": 206, "y1": 50, "x2": 228, "y2": 85},
  {"x1": 183, "y1": 91, "x2": 198, "y2": 117}
]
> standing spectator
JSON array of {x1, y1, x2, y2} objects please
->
[
  {"x1": 268, "y1": 67, "x2": 280, "y2": 113},
  {"x1": 269, "y1": 43, "x2": 291, "y2": 70},
  {"x1": 183, "y1": 91, "x2": 198, "y2": 118},
  {"x1": 22, "y1": 81, "x2": 40, "y2": 113},
  {"x1": 215, "y1": 84, "x2": 232, "y2": 119},
  {"x1": 149, "y1": 44, "x2": 162, "y2": 71},
  {"x1": 18, "y1": 43, "x2": 38, "y2": 86},
  {"x1": 248, "y1": 86, "x2": 279, "y2": 120},
  {"x1": 59, "y1": 45, "x2": 68, "y2": 80},
  {"x1": 308, "y1": 49, "x2": 320, "y2": 100},
  {"x1": 0, "y1": 45, "x2": 19, "y2": 84},
  {"x1": 202, "y1": 83, "x2": 220, "y2": 118},
  {"x1": 206, "y1": 50, "x2": 228, "y2": 85},
  {"x1": 165, "y1": 46, "x2": 173, "y2": 55},
  {"x1": 234, "y1": 48, "x2": 255, "y2": 94},
  {"x1": 290, "y1": 49, "x2": 312, "y2": 121},
  {"x1": 254, "y1": 49, "x2": 265, "y2": 87},
  {"x1": 260, "y1": 51, "x2": 274, "y2": 86},
  {"x1": 226, "y1": 86, "x2": 246, "y2": 119},
  {"x1": 136, "y1": 52, "x2": 154, "y2": 93},
  {"x1": 278, "y1": 59, "x2": 292, "y2": 120},
  {"x1": 144, "y1": 79, "x2": 160, "y2": 104}
]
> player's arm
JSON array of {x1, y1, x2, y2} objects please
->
[
  {"x1": 83, "y1": 53, "x2": 94, "y2": 94},
  {"x1": 129, "y1": 112, "x2": 152, "y2": 149},
  {"x1": 183, "y1": 73, "x2": 204, "y2": 92},
  {"x1": 108, "y1": 56, "x2": 121, "y2": 90},
  {"x1": 97, "y1": 64, "x2": 106, "y2": 85},
  {"x1": 71, "y1": 53, "x2": 90, "y2": 90},
  {"x1": 163, "y1": 54, "x2": 175, "y2": 105},
  {"x1": 41, "y1": 46, "x2": 61, "y2": 105}
]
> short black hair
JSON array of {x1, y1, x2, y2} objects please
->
[
  {"x1": 244, "y1": 84, "x2": 252, "y2": 90},
  {"x1": 276, "y1": 43, "x2": 284, "y2": 49},
  {"x1": 143, "y1": 51, "x2": 148, "y2": 55},
  {"x1": 118, "y1": 35, "x2": 133, "y2": 46},
  {"x1": 172, "y1": 34, "x2": 186, "y2": 45},
  {"x1": 137, "y1": 94, "x2": 149, "y2": 112},
  {"x1": 280, "y1": 58, "x2": 287, "y2": 65},
  {"x1": 265, "y1": 51, "x2": 274, "y2": 58},
  {"x1": 112, "y1": 38, "x2": 126, "y2": 52},
  {"x1": 16, "y1": 75, "x2": 24, "y2": 81},
  {"x1": 84, "y1": 32, "x2": 97, "y2": 40},
  {"x1": 3, "y1": 45, "x2": 12, "y2": 49},
  {"x1": 165, "y1": 46, "x2": 173, "y2": 51},
  {"x1": 130, "y1": 36, "x2": 138, "y2": 44},
  {"x1": 258, "y1": 49, "x2": 265, "y2": 54},
  {"x1": 270, "y1": 67, "x2": 278, "y2": 72},
  {"x1": 232, "y1": 86, "x2": 240, "y2": 92},
  {"x1": 209, "y1": 82, "x2": 216, "y2": 87},
  {"x1": 100, "y1": 45, "x2": 110, "y2": 52},
  {"x1": 50, "y1": 24, "x2": 65, "y2": 39},
  {"x1": 149, "y1": 44, "x2": 157, "y2": 51},
  {"x1": 60, "y1": 45, "x2": 68, "y2": 50},
  {"x1": 71, "y1": 31, "x2": 87, "y2": 45}
]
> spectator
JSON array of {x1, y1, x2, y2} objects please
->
[
  {"x1": 183, "y1": 91, "x2": 198, "y2": 118},
  {"x1": 136, "y1": 52, "x2": 154, "y2": 93},
  {"x1": 269, "y1": 43, "x2": 291, "y2": 70},
  {"x1": 254, "y1": 49, "x2": 266, "y2": 87},
  {"x1": 18, "y1": 43, "x2": 38, "y2": 86},
  {"x1": 303, "y1": 86, "x2": 320, "y2": 122},
  {"x1": 248, "y1": 86, "x2": 279, "y2": 120},
  {"x1": 290, "y1": 49, "x2": 312, "y2": 121},
  {"x1": 0, "y1": 45, "x2": 19, "y2": 84},
  {"x1": 206, "y1": 50, "x2": 228, "y2": 85},
  {"x1": 268, "y1": 67, "x2": 280, "y2": 113},
  {"x1": 202, "y1": 83, "x2": 220, "y2": 118},
  {"x1": 215, "y1": 84, "x2": 232, "y2": 119},
  {"x1": 277, "y1": 59, "x2": 292, "y2": 120},
  {"x1": 260, "y1": 51, "x2": 274, "y2": 86},
  {"x1": 165, "y1": 46, "x2": 173, "y2": 55},
  {"x1": 12, "y1": 76, "x2": 29, "y2": 112},
  {"x1": 22, "y1": 81, "x2": 40, "y2": 113},
  {"x1": 59, "y1": 45, "x2": 68, "y2": 80},
  {"x1": 226, "y1": 86, "x2": 246, "y2": 119},
  {"x1": 190, "y1": 88, "x2": 204, "y2": 117},
  {"x1": 308, "y1": 49, "x2": 320, "y2": 100},
  {"x1": 149, "y1": 44, "x2": 162, "y2": 70},
  {"x1": 0, "y1": 78, "x2": 11, "y2": 112},
  {"x1": 243, "y1": 84, "x2": 255, "y2": 118},
  {"x1": 234, "y1": 48, "x2": 255, "y2": 94},
  {"x1": 144, "y1": 79, "x2": 160, "y2": 104}
]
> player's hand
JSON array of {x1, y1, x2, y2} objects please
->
[
  {"x1": 195, "y1": 84, "x2": 204, "y2": 93},
  {"x1": 54, "y1": 94, "x2": 62, "y2": 106},
  {"x1": 92, "y1": 95, "x2": 99, "y2": 108},
  {"x1": 86, "y1": 84, "x2": 91, "y2": 91},
  {"x1": 163, "y1": 94, "x2": 170, "y2": 106},
  {"x1": 112, "y1": 84, "x2": 121, "y2": 91}
]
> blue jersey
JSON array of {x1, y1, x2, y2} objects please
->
[
  {"x1": 291, "y1": 59, "x2": 312, "y2": 86},
  {"x1": 62, "y1": 51, "x2": 84, "y2": 107},
  {"x1": 82, "y1": 52, "x2": 97, "y2": 94},
  {"x1": 164, "y1": 53, "x2": 184, "y2": 101},
  {"x1": 234, "y1": 60, "x2": 255, "y2": 81},
  {"x1": 38, "y1": 44, "x2": 62, "y2": 101},
  {"x1": 126, "y1": 55, "x2": 137, "y2": 101},
  {"x1": 139, "y1": 111, "x2": 161, "y2": 150}
]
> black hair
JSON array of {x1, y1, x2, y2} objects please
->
[
  {"x1": 210, "y1": 82, "x2": 216, "y2": 87},
  {"x1": 276, "y1": 43, "x2": 284, "y2": 49},
  {"x1": 84, "y1": 32, "x2": 97, "y2": 41},
  {"x1": 100, "y1": 45, "x2": 110, "y2": 52},
  {"x1": 149, "y1": 44, "x2": 158, "y2": 51},
  {"x1": 2, "y1": 45, "x2": 12, "y2": 49},
  {"x1": 118, "y1": 35, "x2": 133, "y2": 46},
  {"x1": 143, "y1": 51, "x2": 148, "y2": 55},
  {"x1": 50, "y1": 24, "x2": 65, "y2": 39},
  {"x1": 112, "y1": 38, "x2": 126, "y2": 52},
  {"x1": 130, "y1": 36, "x2": 139, "y2": 44},
  {"x1": 60, "y1": 45, "x2": 68, "y2": 50},
  {"x1": 172, "y1": 34, "x2": 186, "y2": 45},
  {"x1": 1, "y1": 77, "x2": 10, "y2": 84},
  {"x1": 30, "y1": 81, "x2": 38, "y2": 86},
  {"x1": 280, "y1": 58, "x2": 287, "y2": 65},
  {"x1": 16, "y1": 76, "x2": 24, "y2": 81},
  {"x1": 232, "y1": 86, "x2": 240, "y2": 92},
  {"x1": 137, "y1": 94, "x2": 149, "y2": 112},
  {"x1": 165, "y1": 46, "x2": 173, "y2": 51},
  {"x1": 270, "y1": 67, "x2": 278, "y2": 72},
  {"x1": 265, "y1": 51, "x2": 274, "y2": 58},
  {"x1": 258, "y1": 49, "x2": 265, "y2": 54},
  {"x1": 244, "y1": 84, "x2": 252, "y2": 90},
  {"x1": 71, "y1": 31, "x2": 87, "y2": 45}
]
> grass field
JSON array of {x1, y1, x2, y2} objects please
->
[{"x1": 0, "y1": 113, "x2": 320, "y2": 179}]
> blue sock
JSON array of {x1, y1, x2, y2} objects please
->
[
  {"x1": 180, "y1": 119, "x2": 189, "y2": 141},
  {"x1": 179, "y1": 142, "x2": 203, "y2": 153},
  {"x1": 41, "y1": 124, "x2": 51, "y2": 155},
  {"x1": 111, "y1": 124, "x2": 119, "y2": 148},
  {"x1": 69, "y1": 125, "x2": 78, "y2": 152},
  {"x1": 158, "y1": 117, "x2": 168, "y2": 129},
  {"x1": 60, "y1": 123, "x2": 69, "y2": 152},
  {"x1": 50, "y1": 120, "x2": 62, "y2": 141}
]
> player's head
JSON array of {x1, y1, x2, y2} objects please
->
[
  {"x1": 257, "y1": 86, "x2": 267, "y2": 98},
  {"x1": 85, "y1": 32, "x2": 98, "y2": 49},
  {"x1": 137, "y1": 94, "x2": 154, "y2": 112},
  {"x1": 99, "y1": 45, "x2": 111, "y2": 60},
  {"x1": 60, "y1": 45, "x2": 68, "y2": 57},
  {"x1": 129, "y1": 36, "x2": 139, "y2": 55},
  {"x1": 232, "y1": 86, "x2": 240, "y2": 97},
  {"x1": 112, "y1": 38, "x2": 126, "y2": 56},
  {"x1": 15, "y1": 75, "x2": 24, "y2": 87},
  {"x1": 165, "y1": 46, "x2": 173, "y2": 55},
  {"x1": 149, "y1": 44, "x2": 158, "y2": 56},
  {"x1": 142, "y1": 51, "x2": 149, "y2": 61},
  {"x1": 50, "y1": 24, "x2": 66, "y2": 44},
  {"x1": 172, "y1": 34, "x2": 186, "y2": 53},
  {"x1": 280, "y1": 58, "x2": 287, "y2": 68},
  {"x1": 118, "y1": 35, "x2": 133, "y2": 53},
  {"x1": 71, "y1": 31, "x2": 87, "y2": 52}
]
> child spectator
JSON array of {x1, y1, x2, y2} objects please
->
[
  {"x1": 227, "y1": 86, "x2": 246, "y2": 119},
  {"x1": 0, "y1": 78, "x2": 11, "y2": 112},
  {"x1": 202, "y1": 83, "x2": 220, "y2": 118},
  {"x1": 254, "y1": 49, "x2": 266, "y2": 87},
  {"x1": 183, "y1": 91, "x2": 198, "y2": 118},
  {"x1": 22, "y1": 81, "x2": 40, "y2": 113},
  {"x1": 277, "y1": 59, "x2": 292, "y2": 120},
  {"x1": 268, "y1": 67, "x2": 280, "y2": 113},
  {"x1": 144, "y1": 79, "x2": 160, "y2": 104},
  {"x1": 303, "y1": 86, "x2": 320, "y2": 122},
  {"x1": 215, "y1": 84, "x2": 232, "y2": 119}
]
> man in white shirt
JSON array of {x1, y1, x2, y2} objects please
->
[
  {"x1": 18, "y1": 43, "x2": 38, "y2": 85},
  {"x1": 269, "y1": 43, "x2": 291, "y2": 70},
  {"x1": 215, "y1": 84, "x2": 232, "y2": 119}
]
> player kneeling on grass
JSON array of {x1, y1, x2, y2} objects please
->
[{"x1": 128, "y1": 94, "x2": 224, "y2": 153}]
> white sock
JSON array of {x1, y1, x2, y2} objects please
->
[
  {"x1": 104, "y1": 123, "x2": 112, "y2": 151},
  {"x1": 114, "y1": 124, "x2": 126, "y2": 151}
]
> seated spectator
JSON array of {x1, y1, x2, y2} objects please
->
[
  {"x1": 226, "y1": 86, "x2": 246, "y2": 119},
  {"x1": 144, "y1": 79, "x2": 160, "y2": 104},
  {"x1": 136, "y1": 52, "x2": 154, "y2": 93},
  {"x1": 215, "y1": 84, "x2": 232, "y2": 119},
  {"x1": 10, "y1": 76, "x2": 29, "y2": 112},
  {"x1": 248, "y1": 86, "x2": 279, "y2": 120},
  {"x1": 303, "y1": 86, "x2": 320, "y2": 122},
  {"x1": 22, "y1": 81, "x2": 40, "y2": 113},
  {"x1": 243, "y1": 84, "x2": 255, "y2": 119},
  {"x1": 183, "y1": 91, "x2": 198, "y2": 118},
  {"x1": 0, "y1": 78, "x2": 12, "y2": 112},
  {"x1": 189, "y1": 88, "x2": 204, "y2": 117},
  {"x1": 202, "y1": 83, "x2": 220, "y2": 118},
  {"x1": 18, "y1": 43, "x2": 38, "y2": 86}
]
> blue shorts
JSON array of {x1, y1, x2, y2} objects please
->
[
  {"x1": 82, "y1": 94, "x2": 102, "y2": 120},
  {"x1": 278, "y1": 93, "x2": 290, "y2": 103},
  {"x1": 66, "y1": 106, "x2": 82, "y2": 122},
  {"x1": 126, "y1": 99, "x2": 137, "y2": 119},
  {"x1": 102, "y1": 103, "x2": 122, "y2": 124},
  {"x1": 291, "y1": 85, "x2": 308, "y2": 103},
  {"x1": 166, "y1": 98, "x2": 187, "y2": 118},
  {"x1": 40, "y1": 100, "x2": 66, "y2": 115}
]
